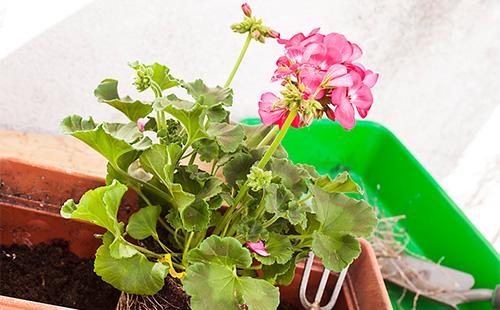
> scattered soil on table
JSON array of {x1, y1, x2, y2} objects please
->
[{"x1": 0, "y1": 239, "x2": 120, "y2": 309}]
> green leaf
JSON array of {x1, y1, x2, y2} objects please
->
[
  {"x1": 60, "y1": 180, "x2": 126, "y2": 237},
  {"x1": 310, "y1": 185, "x2": 375, "y2": 237},
  {"x1": 183, "y1": 79, "x2": 233, "y2": 107},
  {"x1": 60, "y1": 115, "x2": 151, "y2": 166},
  {"x1": 285, "y1": 201, "x2": 308, "y2": 229},
  {"x1": 126, "y1": 205, "x2": 161, "y2": 240},
  {"x1": 309, "y1": 184, "x2": 377, "y2": 271},
  {"x1": 263, "y1": 183, "x2": 294, "y2": 215},
  {"x1": 197, "y1": 178, "x2": 223, "y2": 202},
  {"x1": 269, "y1": 158, "x2": 309, "y2": 197},
  {"x1": 236, "y1": 219, "x2": 269, "y2": 243},
  {"x1": 207, "y1": 123, "x2": 245, "y2": 153},
  {"x1": 162, "y1": 99, "x2": 208, "y2": 145},
  {"x1": 187, "y1": 236, "x2": 251, "y2": 268},
  {"x1": 254, "y1": 233, "x2": 293, "y2": 265},
  {"x1": 262, "y1": 253, "x2": 304, "y2": 286},
  {"x1": 193, "y1": 139, "x2": 219, "y2": 162},
  {"x1": 94, "y1": 79, "x2": 152, "y2": 122},
  {"x1": 184, "y1": 263, "x2": 279, "y2": 310},
  {"x1": 94, "y1": 232, "x2": 168, "y2": 295},
  {"x1": 297, "y1": 164, "x2": 320, "y2": 179},
  {"x1": 206, "y1": 105, "x2": 229, "y2": 122},
  {"x1": 150, "y1": 63, "x2": 180, "y2": 90},
  {"x1": 315, "y1": 171, "x2": 363, "y2": 194},
  {"x1": 140, "y1": 144, "x2": 195, "y2": 210},
  {"x1": 223, "y1": 152, "x2": 255, "y2": 187},
  {"x1": 60, "y1": 180, "x2": 138, "y2": 259},
  {"x1": 312, "y1": 232, "x2": 360, "y2": 272},
  {"x1": 180, "y1": 200, "x2": 210, "y2": 232}
]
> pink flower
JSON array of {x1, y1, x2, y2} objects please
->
[
  {"x1": 241, "y1": 3, "x2": 252, "y2": 17},
  {"x1": 245, "y1": 240, "x2": 270, "y2": 257},
  {"x1": 136, "y1": 117, "x2": 149, "y2": 132},
  {"x1": 330, "y1": 80, "x2": 373, "y2": 130},
  {"x1": 258, "y1": 92, "x2": 302, "y2": 129},
  {"x1": 267, "y1": 28, "x2": 378, "y2": 130}
]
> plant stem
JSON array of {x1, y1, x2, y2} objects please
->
[
  {"x1": 153, "y1": 234, "x2": 174, "y2": 254},
  {"x1": 263, "y1": 215, "x2": 280, "y2": 228},
  {"x1": 224, "y1": 33, "x2": 252, "y2": 88},
  {"x1": 158, "y1": 217, "x2": 176, "y2": 236},
  {"x1": 215, "y1": 109, "x2": 298, "y2": 235},
  {"x1": 298, "y1": 193, "x2": 313, "y2": 205},
  {"x1": 127, "y1": 241, "x2": 162, "y2": 258},
  {"x1": 182, "y1": 232, "x2": 195, "y2": 266},
  {"x1": 188, "y1": 151, "x2": 197, "y2": 165},
  {"x1": 257, "y1": 125, "x2": 278, "y2": 148}
]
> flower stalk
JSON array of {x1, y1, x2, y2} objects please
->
[{"x1": 224, "y1": 32, "x2": 252, "y2": 88}]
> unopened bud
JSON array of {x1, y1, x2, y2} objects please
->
[
  {"x1": 247, "y1": 166, "x2": 272, "y2": 192},
  {"x1": 267, "y1": 29, "x2": 280, "y2": 39},
  {"x1": 326, "y1": 107, "x2": 336, "y2": 121},
  {"x1": 241, "y1": 3, "x2": 252, "y2": 17}
]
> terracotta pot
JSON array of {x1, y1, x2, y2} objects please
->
[{"x1": 0, "y1": 157, "x2": 391, "y2": 309}]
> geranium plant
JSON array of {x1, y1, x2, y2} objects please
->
[{"x1": 60, "y1": 4, "x2": 378, "y2": 309}]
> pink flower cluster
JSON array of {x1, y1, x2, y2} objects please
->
[{"x1": 258, "y1": 28, "x2": 378, "y2": 130}]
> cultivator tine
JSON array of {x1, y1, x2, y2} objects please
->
[{"x1": 299, "y1": 252, "x2": 349, "y2": 310}]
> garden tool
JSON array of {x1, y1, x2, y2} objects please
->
[
  {"x1": 299, "y1": 251, "x2": 349, "y2": 310},
  {"x1": 378, "y1": 255, "x2": 500, "y2": 309}
]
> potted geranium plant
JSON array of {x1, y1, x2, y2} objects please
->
[{"x1": 2, "y1": 3, "x2": 384, "y2": 309}]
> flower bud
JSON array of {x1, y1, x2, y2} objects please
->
[
  {"x1": 267, "y1": 29, "x2": 280, "y2": 39},
  {"x1": 247, "y1": 166, "x2": 272, "y2": 192},
  {"x1": 326, "y1": 107, "x2": 336, "y2": 121},
  {"x1": 241, "y1": 3, "x2": 252, "y2": 17}
]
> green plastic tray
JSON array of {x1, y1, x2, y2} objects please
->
[{"x1": 243, "y1": 118, "x2": 500, "y2": 309}]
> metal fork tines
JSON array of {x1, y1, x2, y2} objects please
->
[{"x1": 299, "y1": 252, "x2": 349, "y2": 310}]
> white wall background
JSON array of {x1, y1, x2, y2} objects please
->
[{"x1": 0, "y1": 0, "x2": 499, "y2": 183}]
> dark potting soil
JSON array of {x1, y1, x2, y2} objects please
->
[{"x1": 0, "y1": 239, "x2": 120, "y2": 309}]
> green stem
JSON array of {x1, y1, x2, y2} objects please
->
[
  {"x1": 214, "y1": 109, "x2": 298, "y2": 235},
  {"x1": 298, "y1": 193, "x2": 313, "y2": 205},
  {"x1": 257, "y1": 125, "x2": 278, "y2": 148},
  {"x1": 153, "y1": 234, "x2": 174, "y2": 254},
  {"x1": 188, "y1": 151, "x2": 197, "y2": 165},
  {"x1": 127, "y1": 241, "x2": 162, "y2": 258},
  {"x1": 210, "y1": 160, "x2": 218, "y2": 175},
  {"x1": 224, "y1": 33, "x2": 252, "y2": 88},
  {"x1": 158, "y1": 217, "x2": 176, "y2": 236},
  {"x1": 263, "y1": 215, "x2": 280, "y2": 228},
  {"x1": 182, "y1": 232, "x2": 195, "y2": 266}
]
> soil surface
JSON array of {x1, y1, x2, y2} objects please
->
[{"x1": 0, "y1": 240, "x2": 120, "y2": 309}]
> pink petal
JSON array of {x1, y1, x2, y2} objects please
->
[
  {"x1": 259, "y1": 92, "x2": 279, "y2": 107},
  {"x1": 363, "y1": 70, "x2": 379, "y2": 88},
  {"x1": 246, "y1": 240, "x2": 270, "y2": 257},
  {"x1": 136, "y1": 117, "x2": 149, "y2": 132},
  {"x1": 259, "y1": 108, "x2": 286, "y2": 126},
  {"x1": 325, "y1": 64, "x2": 353, "y2": 87},
  {"x1": 290, "y1": 112, "x2": 303, "y2": 128},
  {"x1": 349, "y1": 43, "x2": 363, "y2": 61},
  {"x1": 330, "y1": 87, "x2": 348, "y2": 106},
  {"x1": 335, "y1": 99, "x2": 356, "y2": 131},
  {"x1": 350, "y1": 85, "x2": 373, "y2": 110},
  {"x1": 308, "y1": 28, "x2": 321, "y2": 36},
  {"x1": 357, "y1": 107, "x2": 368, "y2": 118}
]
